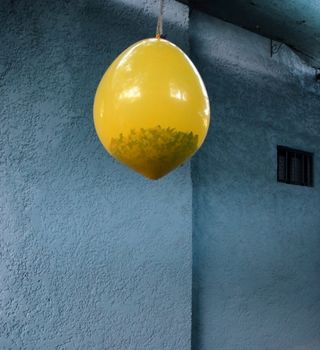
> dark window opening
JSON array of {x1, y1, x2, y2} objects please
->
[{"x1": 277, "y1": 146, "x2": 313, "y2": 187}]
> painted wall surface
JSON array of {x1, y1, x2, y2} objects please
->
[
  {"x1": 0, "y1": 1, "x2": 192, "y2": 349},
  {"x1": 191, "y1": 11, "x2": 320, "y2": 350}
]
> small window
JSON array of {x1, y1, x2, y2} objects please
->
[{"x1": 277, "y1": 146, "x2": 313, "y2": 187}]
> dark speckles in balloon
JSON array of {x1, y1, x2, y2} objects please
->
[{"x1": 109, "y1": 126, "x2": 199, "y2": 179}]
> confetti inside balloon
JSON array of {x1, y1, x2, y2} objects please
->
[{"x1": 93, "y1": 38, "x2": 210, "y2": 179}]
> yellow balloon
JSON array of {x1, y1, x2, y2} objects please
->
[{"x1": 93, "y1": 38, "x2": 210, "y2": 180}]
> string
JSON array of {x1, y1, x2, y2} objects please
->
[{"x1": 156, "y1": 0, "x2": 164, "y2": 39}]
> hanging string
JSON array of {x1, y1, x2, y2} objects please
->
[{"x1": 156, "y1": 0, "x2": 164, "y2": 39}]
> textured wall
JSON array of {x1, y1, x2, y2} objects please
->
[
  {"x1": 0, "y1": 1, "x2": 192, "y2": 349},
  {"x1": 191, "y1": 11, "x2": 320, "y2": 350},
  {"x1": 184, "y1": 0, "x2": 320, "y2": 67},
  {"x1": 3, "y1": 1, "x2": 320, "y2": 349}
]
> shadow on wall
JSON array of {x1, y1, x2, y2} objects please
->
[{"x1": 189, "y1": 12, "x2": 320, "y2": 350}]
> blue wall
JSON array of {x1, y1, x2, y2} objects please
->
[
  {"x1": 2, "y1": 1, "x2": 320, "y2": 349},
  {"x1": 0, "y1": 1, "x2": 192, "y2": 349},
  {"x1": 191, "y1": 11, "x2": 320, "y2": 350}
]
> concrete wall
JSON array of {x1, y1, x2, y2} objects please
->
[
  {"x1": 2, "y1": 1, "x2": 320, "y2": 349},
  {"x1": 191, "y1": 11, "x2": 320, "y2": 350},
  {"x1": 0, "y1": 1, "x2": 192, "y2": 349}
]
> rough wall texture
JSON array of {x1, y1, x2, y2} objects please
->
[
  {"x1": 0, "y1": 1, "x2": 192, "y2": 349},
  {"x1": 191, "y1": 11, "x2": 320, "y2": 350},
  {"x1": 3, "y1": 1, "x2": 320, "y2": 349}
]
